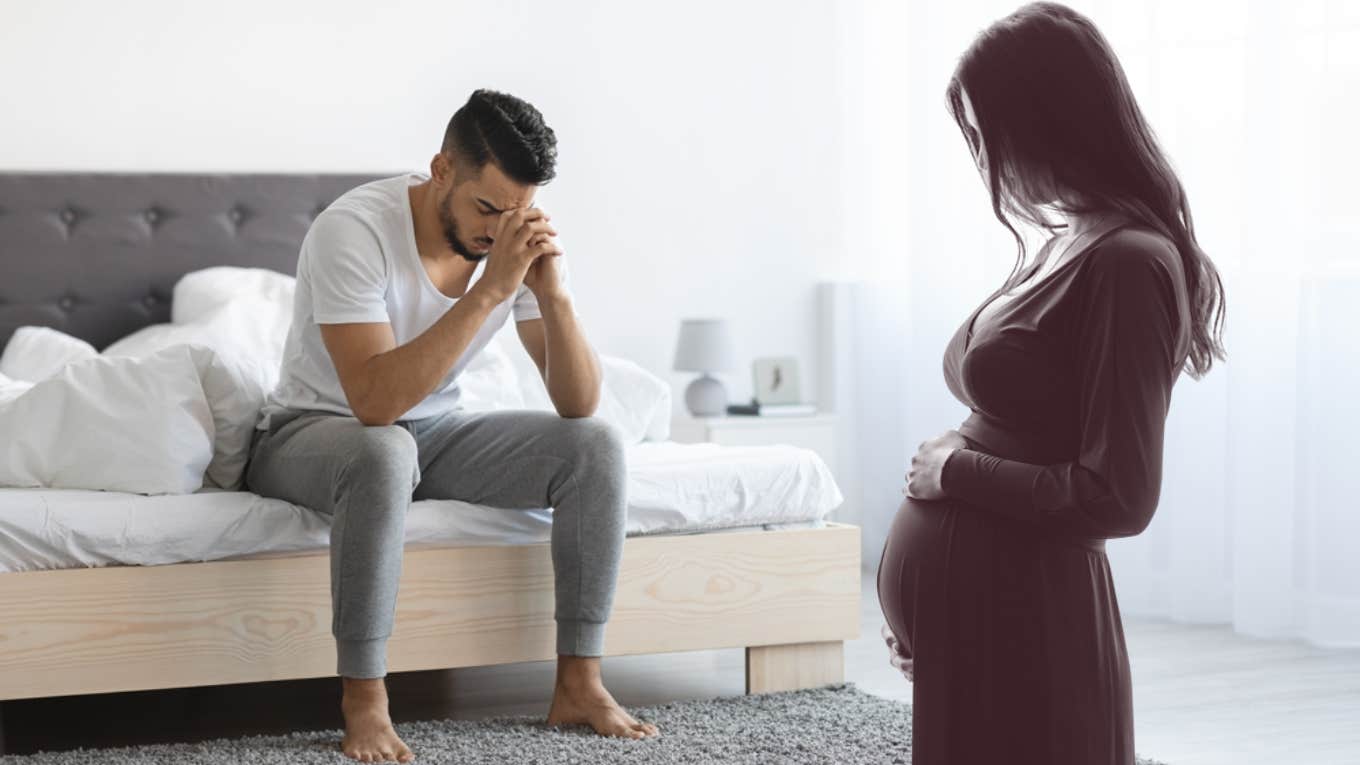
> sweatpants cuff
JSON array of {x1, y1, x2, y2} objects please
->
[
  {"x1": 337, "y1": 637, "x2": 388, "y2": 679},
  {"x1": 557, "y1": 619, "x2": 607, "y2": 657}
]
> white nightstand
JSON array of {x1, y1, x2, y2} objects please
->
[{"x1": 670, "y1": 412, "x2": 839, "y2": 483}]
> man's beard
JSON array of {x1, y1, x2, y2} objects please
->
[{"x1": 439, "y1": 190, "x2": 485, "y2": 263}]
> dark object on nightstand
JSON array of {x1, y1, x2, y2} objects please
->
[{"x1": 726, "y1": 401, "x2": 818, "y2": 417}]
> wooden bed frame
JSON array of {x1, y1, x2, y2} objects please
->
[
  {"x1": 0, "y1": 523, "x2": 860, "y2": 747},
  {"x1": 0, "y1": 173, "x2": 863, "y2": 751}
]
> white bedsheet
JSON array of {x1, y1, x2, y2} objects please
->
[{"x1": 0, "y1": 441, "x2": 842, "y2": 573}]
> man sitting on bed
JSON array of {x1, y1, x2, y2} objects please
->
[{"x1": 246, "y1": 88, "x2": 658, "y2": 763}]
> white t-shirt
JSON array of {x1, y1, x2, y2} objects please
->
[{"x1": 257, "y1": 172, "x2": 565, "y2": 429}]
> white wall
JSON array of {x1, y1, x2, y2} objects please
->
[{"x1": 0, "y1": 0, "x2": 849, "y2": 409}]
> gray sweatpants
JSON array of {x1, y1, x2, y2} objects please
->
[{"x1": 244, "y1": 407, "x2": 628, "y2": 679}]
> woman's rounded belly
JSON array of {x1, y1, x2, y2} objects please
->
[
  {"x1": 877, "y1": 496, "x2": 956, "y2": 650},
  {"x1": 876, "y1": 494, "x2": 1044, "y2": 650},
  {"x1": 879, "y1": 496, "x2": 954, "y2": 570}
]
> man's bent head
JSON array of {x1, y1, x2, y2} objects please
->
[{"x1": 431, "y1": 89, "x2": 557, "y2": 262}]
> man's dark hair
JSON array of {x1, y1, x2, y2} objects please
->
[{"x1": 442, "y1": 89, "x2": 557, "y2": 185}]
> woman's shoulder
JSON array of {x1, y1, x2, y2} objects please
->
[
  {"x1": 1094, "y1": 223, "x2": 1178, "y2": 263},
  {"x1": 1062, "y1": 222, "x2": 1193, "y2": 335},
  {"x1": 1080, "y1": 223, "x2": 1183, "y2": 286}
]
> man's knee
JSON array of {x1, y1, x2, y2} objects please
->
[
  {"x1": 345, "y1": 423, "x2": 419, "y2": 488},
  {"x1": 558, "y1": 417, "x2": 625, "y2": 466}
]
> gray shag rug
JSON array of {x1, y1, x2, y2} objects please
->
[{"x1": 0, "y1": 684, "x2": 1167, "y2": 764}]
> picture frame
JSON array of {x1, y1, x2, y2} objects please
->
[{"x1": 752, "y1": 356, "x2": 802, "y2": 405}]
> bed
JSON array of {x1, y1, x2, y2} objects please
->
[{"x1": 0, "y1": 172, "x2": 861, "y2": 750}]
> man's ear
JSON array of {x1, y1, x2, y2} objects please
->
[{"x1": 430, "y1": 152, "x2": 452, "y2": 184}]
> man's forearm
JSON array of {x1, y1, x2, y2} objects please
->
[
  {"x1": 538, "y1": 291, "x2": 601, "y2": 418},
  {"x1": 353, "y1": 286, "x2": 501, "y2": 425}
]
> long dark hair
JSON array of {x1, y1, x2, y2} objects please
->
[{"x1": 946, "y1": 1, "x2": 1225, "y2": 378}]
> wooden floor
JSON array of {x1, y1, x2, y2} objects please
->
[{"x1": 3, "y1": 570, "x2": 1358, "y2": 764}]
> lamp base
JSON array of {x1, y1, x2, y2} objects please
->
[{"x1": 684, "y1": 373, "x2": 728, "y2": 417}]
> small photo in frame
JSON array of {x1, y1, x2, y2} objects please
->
[{"x1": 752, "y1": 356, "x2": 802, "y2": 405}]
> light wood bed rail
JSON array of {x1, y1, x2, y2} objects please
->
[{"x1": 0, "y1": 523, "x2": 860, "y2": 703}]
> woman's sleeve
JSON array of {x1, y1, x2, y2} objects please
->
[{"x1": 939, "y1": 238, "x2": 1187, "y2": 539}]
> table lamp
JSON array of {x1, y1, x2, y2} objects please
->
[{"x1": 673, "y1": 318, "x2": 737, "y2": 417}]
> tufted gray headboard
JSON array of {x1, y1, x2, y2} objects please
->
[{"x1": 0, "y1": 172, "x2": 387, "y2": 351}]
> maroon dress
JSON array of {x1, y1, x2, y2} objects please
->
[{"x1": 877, "y1": 223, "x2": 1192, "y2": 764}]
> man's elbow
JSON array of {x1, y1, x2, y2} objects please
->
[
  {"x1": 556, "y1": 398, "x2": 600, "y2": 419},
  {"x1": 554, "y1": 388, "x2": 601, "y2": 419},
  {"x1": 350, "y1": 395, "x2": 397, "y2": 427}
]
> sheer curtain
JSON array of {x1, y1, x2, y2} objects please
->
[{"x1": 840, "y1": 0, "x2": 1360, "y2": 647}]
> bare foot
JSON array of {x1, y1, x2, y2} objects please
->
[
  {"x1": 339, "y1": 677, "x2": 415, "y2": 763},
  {"x1": 546, "y1": 655, "x2": 659, "y2": 739}
]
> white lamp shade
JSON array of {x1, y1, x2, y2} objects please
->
[{"x1": 673, "y1": 319, "x2": 737, "y2": 372}]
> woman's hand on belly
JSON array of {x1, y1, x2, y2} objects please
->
[
  {"x1": 904, "y1": 429, "x2": 967, "y2": 500},
  {"x1": 881, "y1": 623, "x2": 915, "y2": 681}
]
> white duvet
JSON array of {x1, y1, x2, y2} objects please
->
[
  {"x1": 0, "y1": 267, "x2": 844, "y2": 565},
  {"x1": 0, "y1": 441, "x2": 842, "y2": 573}
]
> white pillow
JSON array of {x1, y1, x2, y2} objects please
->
[
  {"x1": 0, "y1": 371, "x2": 34, "y2": 407},
  {"x1": 0, "y1": 326, "x2": 98, "y2": 382},
  {"x1": 603, "y1": 356, "x2": 672, "y2": 442},
  {"x1": 171, "y1": 266, "x2": 295, "y2": 325},
  {"x1": 456, "y1": 335, "x2": 527, "y2": 411},
  {"x1": 0, "y1": 344, "x2": 267, "y2": 495},
  {"x1": 104, "y1": 293, "x2": 291, "y2": 389},
  {"x1": 512, "y1": 348, "x2": 672, "y2": 444},
  {"x1": 195, "y1": 347, "x2": 274, "y2": 490},
  {"x1": 0, "y1": 346, "x2": 216, "y2": 494}
]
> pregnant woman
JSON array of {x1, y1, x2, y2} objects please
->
[{"x1": 877, "y1": 3, "x2": 1226, "y2": 763}]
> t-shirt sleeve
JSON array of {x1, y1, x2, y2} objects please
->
[
  {"x1": 512, "y1": 252, "x2": 575, "y2": 322},
  {"x1": 939, "y1": 238, "x2": 1188, "y2": 539},
  {"x1": 302, "y1": 211, "x2": 391, "y2": 325}
]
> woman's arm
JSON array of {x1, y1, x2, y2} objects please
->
[{"x1": 940, "y1": 236, "x2": 1189, "y2": 539}]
